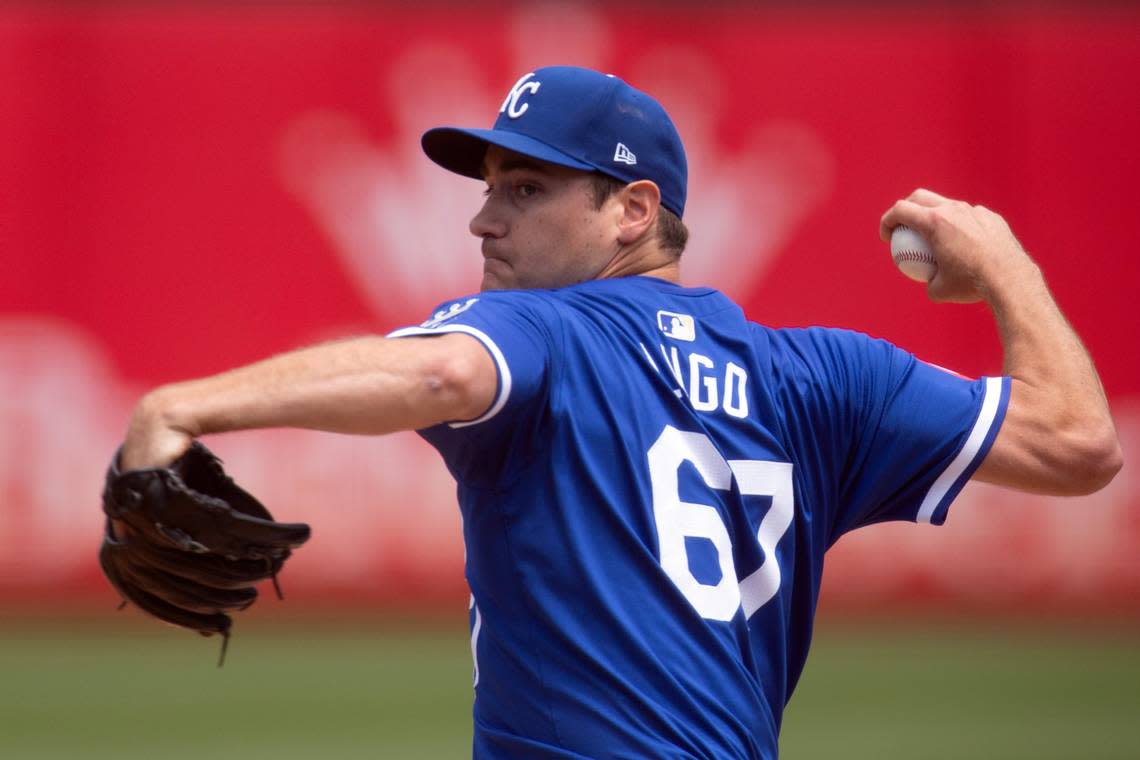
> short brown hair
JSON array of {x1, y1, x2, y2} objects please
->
[{"x1": 589, "y1": 174, "x2": 689, "y2": 256}]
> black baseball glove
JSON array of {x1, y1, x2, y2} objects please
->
[{"x1": 99, "y1": 441, "x2": 311, "y2": 664}]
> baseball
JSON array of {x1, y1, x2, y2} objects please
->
[{"x1": 890, "y1": 225, "x2": 937, "y2": 283}]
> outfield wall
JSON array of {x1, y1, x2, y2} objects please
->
[{"x1": 2, "y1": 4, "x2": 1138, "y2": 615}]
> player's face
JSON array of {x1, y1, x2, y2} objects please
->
[{"x1": 471, "y1": 146, "x2": 621, "y2": 291}]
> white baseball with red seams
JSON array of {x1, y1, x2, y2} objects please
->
[{"x1": 890, "y1": 225, "x2": 938, "y2": 283}]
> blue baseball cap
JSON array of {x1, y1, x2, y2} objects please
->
[{"x1": 422, "y1": 66, "x2": 688, "y2": 218}]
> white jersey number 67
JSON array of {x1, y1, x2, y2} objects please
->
[{"x1": 648, "y1": 425, "x2": 794, "y2": 622}]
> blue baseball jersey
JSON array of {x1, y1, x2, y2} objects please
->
[{"x1": 390, "y1": 276, "x2": 1009, "y2": 759}]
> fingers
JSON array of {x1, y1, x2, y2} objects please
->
[
  {"x1": 880, "y1": 188, "x2": 962, "y2": 240},
  {"x1": 906, "y1": 188, "x2": 952, "y2": 207},
  {"x1": 879, "y1": 199, "x2": 934, "y2": 241},
  {"x1": 925, "y1": 269, "x2": 984, "y2": 306}
]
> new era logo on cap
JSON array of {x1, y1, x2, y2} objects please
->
[
  {"x1": 421, "y1": 66, "x2": 689, "y2": 218},
  {"x1": 613, "y1": 143, "x2": 637, "y2": 165}
]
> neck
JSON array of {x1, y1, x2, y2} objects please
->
[
  {"x1": 631, "y1": 259, "x2": 681, "y2": 283},
  {"x1": 595, "y1": 239, "x2": 681, "y2": 284}
]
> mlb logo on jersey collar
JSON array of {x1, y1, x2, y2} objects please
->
[
  {"x1": 421, "y1": 65, "x2": 688, "y2": 218},
  {"x1": 657, "y1": 310, "x2": 696, "y2": 342}
]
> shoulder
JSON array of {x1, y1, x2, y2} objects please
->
[
  {"x1": 399, "y1": 290, "x2": 565, "y2": 348},
  {"x1": 546, "y1": 277, "x2": 738, "y2": 324},
  {"x1": 762, "y1": 325, "x2": 899, "y2": 365},
  {"x1": 416, "y1": 290, "x2": 554, "y2": 326},
  {"x1": 413, "y1": 279, "x2": 741, "y2": 343},
  {"x1": 754, "y1": 325, "x2": 912, "y2": 402}
]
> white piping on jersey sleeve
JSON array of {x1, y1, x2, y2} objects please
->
[
  {"x1": 385, "y1": 325, "x2": 512, "y2": 429},
  {"x1": 470, "y1": 597, "x2": 482, "y2": 688},
  {"x1": 915, "y1": 376, "x2": 1004, "y2": 524}
]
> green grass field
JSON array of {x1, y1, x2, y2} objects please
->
[{"x1": 1, "y1": 616, "x2": 1137, "y2": 759}]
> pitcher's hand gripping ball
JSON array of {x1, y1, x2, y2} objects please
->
[
  {"x1": 890, "y1": 225, "x2": 938, "y2": 283},
  {"x1": 99, "y1": 441, "x2": 311, "y2": 664}
]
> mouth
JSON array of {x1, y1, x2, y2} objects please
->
[
  {"x1": 479, "y1": 246, "x2": 513, "y2": 290},
  {"x1": 482, "y1": 257, "x2": 510, "y2": 275},
  {"x1": 481, "y1": 242, "x2": 513, "y2": 273},
  {"x1": 481, "y1": 239, "x2": 508, "y2": 261}
]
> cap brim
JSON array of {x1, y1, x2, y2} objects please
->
[{"x1": 422, "y1": 127, "x2": 596, "y2": 180}]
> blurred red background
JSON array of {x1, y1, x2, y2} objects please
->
[{"x1": 2, "y1": 3, "x2": 1137, "y2": 617}]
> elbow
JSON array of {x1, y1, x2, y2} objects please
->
[
  {"x1": 1085, "y1": 432, "x2": 1124, "y2": 493},
  {"x1": 1061, "y1": 426, "x2": 1123, "y2": 495},
  {"x1": 994, "y1": 381, "x2": 1123, "y2": 496}
]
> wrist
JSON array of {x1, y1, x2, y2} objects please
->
[
  {"x1": 121, "y1": 387, "x2": 196, "y2": 470},
  {"x1": 978, "y1": 255, "x2": 1044, "y2": 313}
]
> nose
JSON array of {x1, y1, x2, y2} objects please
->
[{"x1": 469, "y1": 196, "x2": 507, "y2": 240}]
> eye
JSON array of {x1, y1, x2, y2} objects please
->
[{"x1": 516, "y1": 182, "x2": 540, "y2": 198}]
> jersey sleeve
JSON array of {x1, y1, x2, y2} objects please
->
[
  {"x1": 387, "y1": 291, "x2": 556, "y2": 487},
  {"x1": 769, "y1": 328, "x2": 1010, "y2": 539}
]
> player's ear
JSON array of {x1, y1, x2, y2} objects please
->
[{"x1": 616, "y1": 180, "x2": 661, "y2": 245}]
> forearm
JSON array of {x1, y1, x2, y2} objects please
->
[
  {"x1": 122, "y1": 333, "x2": 494, "y2": 470},
  {"x1": 140, "y1": 338, "x2": 451, "y2": 435}
]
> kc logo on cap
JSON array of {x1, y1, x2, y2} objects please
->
[{"x1": 500, "y1": 73, "x2": 541, "y2": 119}]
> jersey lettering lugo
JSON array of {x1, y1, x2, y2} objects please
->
[
  {"x1": 392, "y1": 277, "x2": 1009, "y2": 759},
  {"x1": 644, "y1": 341, "x2": 750, "y2": 418}
]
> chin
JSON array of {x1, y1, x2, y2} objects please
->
[
  {"x1": 481, "y1": 261, "x2": 522, "y2": 291},
  {"x1": 480, "y1": 273, "x2": 510, "y2": 292}
]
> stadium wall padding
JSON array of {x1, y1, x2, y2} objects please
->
[{"x1": 2, "y1": 4, "x2": 1138, "y2": 615}]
